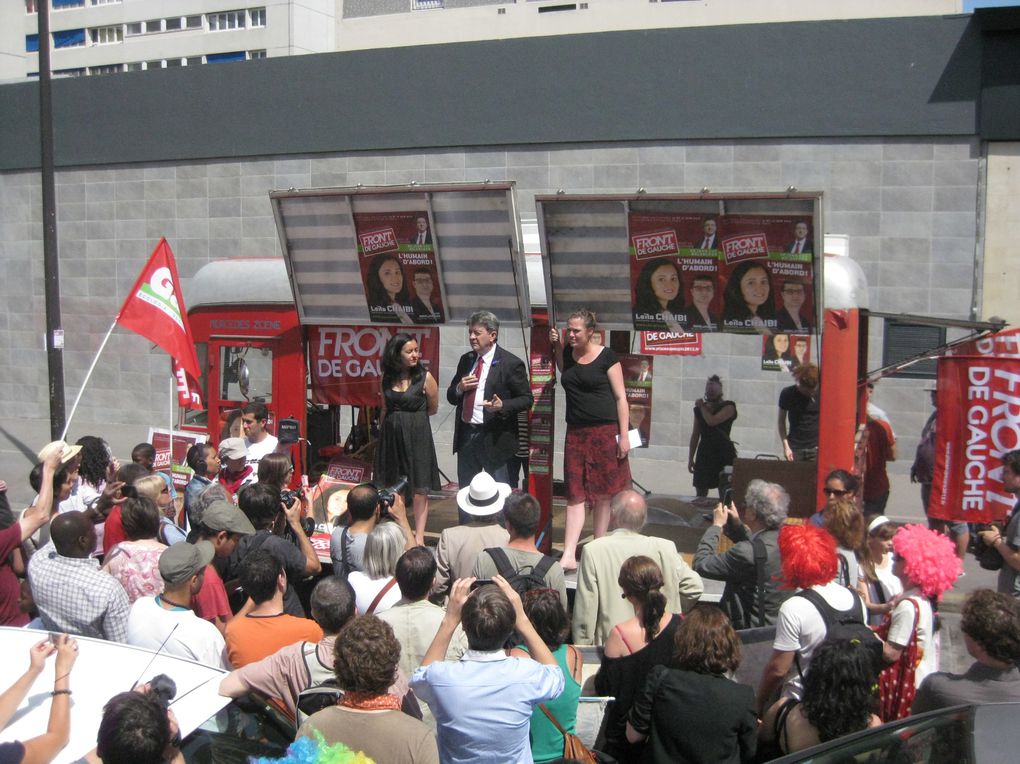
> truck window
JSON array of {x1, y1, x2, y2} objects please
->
[{"x1": 220, "y1": 344, "x2": 274, "y2": 403}]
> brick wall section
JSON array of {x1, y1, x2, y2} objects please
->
[{"x1": 0, "y1": 136, "x2": 980, "y2": 491}]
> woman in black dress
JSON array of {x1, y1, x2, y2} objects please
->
[
  {"x1": 374, "y1": 332, "x2": 439, "y2": 546},
  {"x1": 688, "y1": 375, "x2": 737, "y2": 498}
]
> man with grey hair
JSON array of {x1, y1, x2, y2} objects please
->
[
  {"x1": 572, "y1": 489, "x2": 704, "y2": 645},
  {"x1": 694, "y1": 478, "x2": 789, "y2": 629},
  {"x1": 447, "y1": 310, "x2": 532, "y2": 521}
]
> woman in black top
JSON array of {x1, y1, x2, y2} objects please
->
[
  {"x1": 595, "y1": 556, "x2": 681, "y2": 763},
  {"x1": 626, "y1": 605, "x2": 757, "y2": 764},
  {"x1": 550, "y1": 309, "x2": 631, "y2": 571}
]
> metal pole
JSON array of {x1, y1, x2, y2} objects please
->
[{"x1": 39, "y1": 1, "x2": 66, "y2": 440}]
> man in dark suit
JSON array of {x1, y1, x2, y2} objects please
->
[
  {"x1": 409, "y1": 268, "x2": 444, "y2": 323},
  {"x1": 409, "y1": 216, "x2": 432, "y2": 246},
  {"x1": 775, "y1": 280, "x2": 812, "y2": 333},
  {"x1": 447, "y1": 310, "x2": 533, "y2": 522},
  {"x1": 696, "y1": 217, "x2": 720, "y2": 250},
  {"x1": 784, "y1": 221, "x2": 813, "y2": 254}
]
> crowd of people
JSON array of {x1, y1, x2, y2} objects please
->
[
  {"x1": 2, "y1": 310, "x2": 1020, "y2": 763},
  {"x1": 3, "y1": 428, "x2": 1018, "y2": 764}
]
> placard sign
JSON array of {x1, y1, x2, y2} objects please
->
[{"x1": 308, "y1": 325, "x2": 440, "y2": 407}]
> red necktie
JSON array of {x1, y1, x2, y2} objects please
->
[{"x1": 461, "y1": 356, "x2": 485, "y2": 423}]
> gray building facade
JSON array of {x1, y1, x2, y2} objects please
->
[{"x1": 1, "y1": 11, "x2": 1017, "y2": 491}]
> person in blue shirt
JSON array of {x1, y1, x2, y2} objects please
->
[{"x1": 411, "y1": 576, "x2": 564, "y2": 764}]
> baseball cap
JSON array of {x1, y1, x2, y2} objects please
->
[
  {"x1": 218, "y1": 437, "x2": 247, "y2": 461},
  {"x1": 201, "y1": 500, "x2": 256, "y2": 535},
  {"x1": 159, "y1": 541, "x2": 214, "y2": 585},
  {"x1": 36, "y1": 440, "x2": 83, "y2": 464}
]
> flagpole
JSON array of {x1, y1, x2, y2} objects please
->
[
  {"x1": 169, "y1": 374, "x2": 175, "y2": 479},
  {"x1": 61, "y1": 319, "x2": 117, "y2": 441}
]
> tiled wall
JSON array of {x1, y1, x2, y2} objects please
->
[{"x1": 0, "y1": 136, "x2": 981, "y2": 490}]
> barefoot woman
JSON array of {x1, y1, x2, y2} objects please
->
[{"x1": 550, "y1": 309, "x2": 631, "y2": 571}]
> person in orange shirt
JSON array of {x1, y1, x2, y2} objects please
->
[{"x1": 224, "y1": 549, "x2": 322, "y2": 668}]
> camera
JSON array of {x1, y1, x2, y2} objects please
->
[
  {"x1": 280, "y1": 488, "x2": 301, "y2": 507},
  {"x1": 377, "y1": 477, "x2": 408, "y2": 519},
  {"x1": 147, "y1": 673, "x2": 177, "y2": 710}
]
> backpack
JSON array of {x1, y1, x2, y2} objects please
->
[
  {"x1": 295, "y1": 641, "x2": 343, "y2": 729},
  {"x1": 483, "y1": 547, "x2": 556, "y2": 596},
  {"x1": 794, "y1": 588, "x2": 884, "y2": 675}
]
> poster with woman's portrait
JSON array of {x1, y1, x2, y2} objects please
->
[
  {"x1": 628, "y1": 213, "x2": 709, "y2": 332},
  {"x1": 621, "y1": 354, "x2": 653, "y2": 447},
  {"x1": 628, "y1": 211, "x2": 815, "y2": 335},
  {"x1": 716, "y1": 215, "x2": 816, "y2": 334},
  {"x1": 761, "y1": 333, "x2": 812, "y2": 372},
  {"x1": 353, "y1": 211, "x2": 446, "y2": 325}
]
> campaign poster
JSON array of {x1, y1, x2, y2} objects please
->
[
  {"x1": 353, "y1": 211, "x2": 446, "y2": 325},
  {"x1": 761, "y1": 334, "x2": 812, "y2": 372},
  {"x1": 621, "y1": 354, "x2": 653, "y2": 447},
  {"x1": 639, "y1": 330, "x2": 703, "y2": 356},
  {"x1": 717, "y1": 215, "x2": 816, "y2": 334},
  {"x1": 528, "y1": 336, "x2": 556, "y2": 476},
  {"x1": 307, "y1": 325, "x2": 440, "y2": 407},
  {"x1": 628, "y1": 212, "x2": 722, "y2": 333},
  {"x1": 147, "y1": 428, "x2": 207, "y2": 490},
  {"x1": 928, "y1": 355, "x2": 1020, "y2": 524}
]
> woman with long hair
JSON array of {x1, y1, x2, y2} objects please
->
[
  {"x1": 822, "y1": 497, "x2": 866, "y2": 589},
  {"x1": 373, "y1": 332, "x2": 439, "y2": 546},
  {"x1": 102, "y1": 496, "x2": 167, "y2": 603},
  {"x1": 858, "y1": 515, "x2": 902, "y2": 626},
  {"x1": 510, "y1": 589, "x2": 583, "y2": 763},
  {"x1": 626, "y1": 605, "x2": 757, "y2": 764},
  {"x1": 721, "y1": 261, "x2": 777, "y2": 331},
  {"x1": 347, "y1": 522, "x2": 405, "y2": 615},
  {"x1": 633, "y1": 258, "x2": 685, "y2": 328},
  {"x1": 759, "y1": 637, "x2": 881, "y2": 756},
  {"x1": 549, "y1": 309, "x2": 631, "y2": 570},
  {"x1": 134, "y1": 474, "x2": 187, "y2": 546},
  {"x1": 594, "y1": 556, "x2": 682, "y2": 763},
  {"x1": 365, "y1": 254, "x2": 413, "y2": 324},
  {"x1": 809, "y1": 468, "x2": 860, "y2": 527}
]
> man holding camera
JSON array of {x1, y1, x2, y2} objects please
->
[
  {"x1": 223, "y1": 483, "x2": 322, "y2": 617},
  {"x1": 330, "y1": 483, "x2": 415, "y2": 578}
]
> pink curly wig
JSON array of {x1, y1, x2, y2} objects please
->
[
  {"x1": 891, "y1": 523, "x2": 962, "y2": 600},
  {"x1": 779, "y1": 523, "x2": 838, "y2": 589}
]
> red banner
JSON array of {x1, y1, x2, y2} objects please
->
[
  {"x1": 117, "y1": 239, "x2": 203, "y2": 409},
  {"x1": 307, "y1": 325, "x2": 440, "y2": 406},
  {"x1": 929, "y1": 356, "x2": 1020, "y2": 523},
  {"x1": 639, "y1": 330, "x2": 703, "y2": 356}
]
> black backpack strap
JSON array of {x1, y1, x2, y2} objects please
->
[
  {"x1": 751, "y1": 536, "x2": 768, "y2": 628},
  {"x1": 532, "y1": 554, "x2": 556, "y2": 581},
  {"x1": 838, "y1": 555, "x2": 850, "y2": 587},
  {"x1": 484, "y1": 547, "x2": 516, "y2": 578}
]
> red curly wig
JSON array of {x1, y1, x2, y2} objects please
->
[
  {"x1": 891, "y1": 523, "x2": 962, "y2": 600},
  {"x1": 779, "y1": 523, "x2": 838, "y2": 589}
]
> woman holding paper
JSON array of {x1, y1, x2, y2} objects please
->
[{"x1": 550, "y1": 308, "x2": 631, "y2": 571}]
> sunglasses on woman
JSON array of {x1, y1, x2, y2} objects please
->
[{"x1": 823, "y1": 487, "x2": 850, "y2": 497}]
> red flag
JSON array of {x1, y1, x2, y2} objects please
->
[
  {"x1": 117, "y1": 239, "x2": 203, "y2": 407},
  {"x1": 174, "y1": 360, "x2": 204, "y2": 411}
]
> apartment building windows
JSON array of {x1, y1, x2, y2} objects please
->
[
  {"x1": 90, "y1": 63, "x2": 123, "y2": 75},
  {"x1": 53, "y1": 28, "x2": 86, "y2": 48},
  {"x1": 90, "y1": 25, "x2": 122, "y2": 45},
  {"x1": 249, "y1": 49, "x2": 267, "y2": 59},
  {"x1": 52, "y1": 0, "x2": 85, "y2": 9},
  {"x1": 250, "y1": 8, "x2": 266, "y2": 27},
  {"x1": 208, "y1": 10, "x2": 246, "y2": 31},
  {"x1": 90, "y1": 0, "x2": 121, "y2": 5}
]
